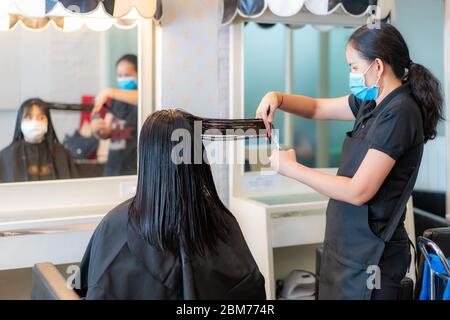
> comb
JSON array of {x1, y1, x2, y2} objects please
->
[
  {"x1": 200, "y1": 117, "x2": 280, "y2": 150},
  {"x1": 200, "y1": 118, "x2": 268, "y2": 141}
]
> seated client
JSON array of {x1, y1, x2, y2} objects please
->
[{"x1": 77, "y1": 109, "x2": 266, "y2": 300}]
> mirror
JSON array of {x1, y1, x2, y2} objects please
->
[
  {"x1": 0, "y1": 24, "x2": 139, "y2": 183},
  {"x1": 243, "y1": 22, "x2": 356, "y2": 172}
]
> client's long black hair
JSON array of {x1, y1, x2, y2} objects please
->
[
  {"x1": 129, "y1": 109, "x2": 232, "y2": 257},
  {"x1": 12, "y1": 98, "x2": 60, "y2": 151}
]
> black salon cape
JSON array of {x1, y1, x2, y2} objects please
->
[
  {"x1": 0, "y1": 141, "x2": 78, "y2": 183},
  {"x1": 77, "y1": 199, "x2": 266, "y2": 300}
]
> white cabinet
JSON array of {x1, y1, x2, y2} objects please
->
[
  {"x1": 230, "y1": 192, "x2": 328, "y2": 299},
  {"x1": 231, "y1": 192, "x2": 417, "y2": 299}
]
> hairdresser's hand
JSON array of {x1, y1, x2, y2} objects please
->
[
  {"x1": 92, "y1": 88, "x2": 114, "y2": 114},
  {"x1": 90, "y1": 118, "x2": 106, "y2": 134},
  {"x1": 91, "y1": 118, "x2": 113, "y2": 140},
  {"x1": 256, "y1": 91, "x2": 283, "y2": 137},
  {"x1": 270, "y1": 149, "x2": 298, "y2": 177}
]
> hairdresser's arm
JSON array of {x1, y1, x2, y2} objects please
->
[
  {"x1": 92, "y1": 88, "x2": 138, "y2": 114},
  {"x1": 256, "y1": 92, "x2": 355, "y2": 134},
  {"x1": 110, "y1": 88, "x2": 138, "y2": 105},
  {"x1": 270, "y1": 149, "x2": 395, "y2": 206}
]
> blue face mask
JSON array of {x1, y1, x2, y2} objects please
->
[
  {"x1": 117, "y1": 77, "x2": 138, "y2": 90},
  {"x1": 349, "y1": 61, "x2": 380, "y2": 101}
]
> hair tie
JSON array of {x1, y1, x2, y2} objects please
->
[{"x1": 409, "y1": 60, "x2": 414, "y2": 69}]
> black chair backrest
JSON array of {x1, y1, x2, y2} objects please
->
[{"x1": 414, "y1": 208, "x2": 450, "y2": 243}]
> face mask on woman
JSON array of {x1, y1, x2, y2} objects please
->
[
  {"x1": 21, "y1": 120, "x2": 48, "y2": 143},
  {"x1": 349, "y1": 61, "x2": 380, "y2": 101},
  {"x1": 117, "y1": 77, "x2": 138, "y2": 90}
]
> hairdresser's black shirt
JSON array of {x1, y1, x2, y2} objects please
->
[
  {"x1": 0, "y1": 140, "x2": 78, "y2": 183},
  {"x1": 104, "y1": 100, "x2": 137, "y2": 176},
  {"x1": 347, "y1": 84, "x2": 424, "y2": 236},
  {"x1": 77, "y1": 199, "x2": 266, "y2": 300}
]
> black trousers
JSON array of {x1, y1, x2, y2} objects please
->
[{"x1": 371, "y1": 228, "x2": 412, "y2": 300}]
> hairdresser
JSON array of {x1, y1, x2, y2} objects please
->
[
  {"x1": 91, "y1": 54, "x2": 138, "y2": 176},
  {"x1": 256, "y1": 23, "x2": 443, "y2": 300}
]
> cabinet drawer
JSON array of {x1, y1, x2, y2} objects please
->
[{"x1": 271, "y1": 210, "x2": 326, "y2": 248}]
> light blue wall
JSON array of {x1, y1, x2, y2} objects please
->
[
  {"x1": 326, "y1": 27, "x2": 356, "y2": 164},
  {"x1": 106, "y1": 26, "x2": 138, "y2": 87},
  {"x1": 327, "y1": 27, "x2": 354, "y2": 98},
  {"x1": 291, "y1": 26, "x2": 354, "y2": 167},
  {"x1": 244, "y1": 22, "x2": 286, "y2": 139},
  {"x1": 291, "y1": 25, "x2": 320, "y2": 167},
  {"x1": 243, "y1": 0, "x2": 446, "y2": 168},
  {"x1": 244, "y1": 23, "x2": 355, "y2": 167},
  {"x1": 394, "y1": 0, "x2": 446, "y2": 193},
  {"x1": 292, "y1": 25, "x2": 320, "y2": 98}
]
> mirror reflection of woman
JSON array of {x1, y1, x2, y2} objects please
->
[
  {"x1": 0, "y1": 98, "x2": 78, "y2": 183},
  {"x1": 91, "y1": 54, "x2": 138, "y2": 176},
  {"x1": 256, "y1": 23, "x2": 443, "y2": 300}
]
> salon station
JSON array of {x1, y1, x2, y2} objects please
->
[{"x1": 0, "y1": 0, "x2": 449, "y2": 301}]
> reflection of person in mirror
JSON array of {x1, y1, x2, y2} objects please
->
[
  {"x1": 0, "y1": 98, "x2": 78, "y2": 183},
  {"x1": 91, "y1": 54, "x2": 138, "y2": 176}
]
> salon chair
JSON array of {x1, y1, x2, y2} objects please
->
[
  {"x1": 31, "y1": 263, "x2": 80, "y2": 300},
  {"x1": 315, "y1": 247, "x2": 414, "y2": 300},
  {"x1": 412, "y1": 191, "x2": 446, "y2": 219},
  {"x1": 413, "y1": 208, "x2": 450, "y2": 246},
  {"x1": 414, "y1": 227, "x2": 450, "y2": 299}
]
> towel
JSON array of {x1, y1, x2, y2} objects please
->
[{"x1": 420, "y1": 253, "x2": 450, "y2": 300}]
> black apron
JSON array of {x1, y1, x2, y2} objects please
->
[{"x1": 318, "y1": 128, "x2": 422, "y2": 300}]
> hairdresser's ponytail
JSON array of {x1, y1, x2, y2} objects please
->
[
  {"x1": 408, "y1": 62, "x2": 444, "y2": 141},
  {"x1": 349, "y1": 23, "x2": 444, "y2": 142}
]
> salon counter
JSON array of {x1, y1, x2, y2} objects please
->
[
  {"x1": 0, "y1": 204, "x2": 115, "y2": 270},
  {"x1": 0, "y1": 176, "x2": 138, "y2": 271}
]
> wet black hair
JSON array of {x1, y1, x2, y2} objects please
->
[
  {"x1": 116, "y1": 54, "x2": 138, "y2": 72},
  {"x1": 349, "y1": 23, "x2": 444, "y2": 142},
  {"x1": 13, "y1": 98, "x2": 60, "y2": 150},
  {"x1": 129, "y1": 109, "x2": 231, "y2": 257}
]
